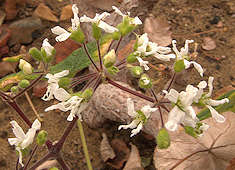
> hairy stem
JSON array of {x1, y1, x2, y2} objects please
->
[
  {"x1": 96, "y1": 40, "x2": 103, "y2": 71},
  {"x1": 23, "y1": 145, "x2": 38, "y2": 170},
  {"x1": 115, "y1": 36, "x2": 123, "y2": 53},
  {"x1": 13, "y1": 74, "x2": 44, "y2": 100},
  {"x1": 56, "y1": 155, "x2": 70, "y2": 170},
  {"x1": 107, "y1": 40, "x2": 114, "y2": 52},
  {"x1": 107, "y1": 78, "x2": 155, "y2": 103},
  {"x1": 28, "y1": 152, "x2": 53, "y2": 170},
  {"x1": 77, "y1": 120, "x2": 93, "y2": 170},
  {"x1": 70, "y1": 73, "x2": 98, "y2": 88},
  {"x1": 83, "y1": 43, "x2": 100, "y2": 72}
]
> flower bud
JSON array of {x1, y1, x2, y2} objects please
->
[
  {"x1": 107, "y1": 66, "x2": 119, "y2": 75},
  {"x1": 11, "y1": 86, "x2": 19, "y2": 93},
  {"x1": 19, "y1": 59, "x2": 33, "y2": 75},
  {"x1": 92, "y1": 23, "x2": 102, "y2": 40},
  {"x1": 112, "y1": 31, "x2": 121, "y2": 40},
  {"x1": 156, "y1": 128, "x2": 171, "y2": 149},
  {"x1": 49, "y1": 168, "x2": 59, "y2": 170},
  {"x1": 126, "y1": 52, "x2": 137, "y2": 63},
  {"x1": 174, "y1": 59, "x2": 185, "y2": 72},
  {"x1": 29, "y1": 47, "x2": 43, "y2": 61},
  {"x1": 3, "y1": 55, "x2": 22, "y2": 62},
  {"x1": 19, "y1": 79, "x2": 30, "y2": 89},
  {"x1": 117, "y1": 17, "x2": 135, "y2": 36},
  {"x1": 103, "y1": 49, "x2": 116, "y2": 68},
  {"x1": 36, "y1": 130, "x2": 48, "y2": 146},
  {"x1": 130, "y1": 66, "x2": 143, "y2": 78},
  {"x1": 70, "y1": 26, "x2": 85, "y2": 43},
  {"x1": 41, "y1": 48, "x2": 56, "y2": 63},
  {"x1": 139, "y1": 74, "x2": 152, "y2": 89}
]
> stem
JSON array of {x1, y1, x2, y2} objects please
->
[
  {"x1": 55, "y1": 116, "x2": 78, "y2": 151},
  {"x1": 72, "y1": 73, "x2": 97, "y2": 82},
  {"x1": 96, "y1": 40, "x2": 103, "y2": 71},
  {"x1": 56, "y1": 155, "x2": 70, "y2": 170},
  {"x1": 107, "y1": 40, "x2": 114, "y2": 52},
  {"x1": 8, "y1": 100, "x2": 32, "y2": 127},
  {"x1": 115, "y1": 58, "x2": 126, "y2": 67},
  {"x1": 77, "y1": 120, "x2": 93, "y2": 170},
  {"x1": 28, "y1": 152, "x2": 52, "y2": 170},
  {"x1": 70, "y1": 73, "x2": 97, "y2": 88},
  {"x1": 16, "y1": 158, "x2": 19, "y2": 170},
  {"x1": 81, "y1": 76, "x2": 98, "y2": 92},
  {"x1": 115, "y1": 36, "x2": 122, "y2": 53},
  {"x1": 93, "y1": 74, "x2": 102, "y2": 92},
  {"x1": 158, "y1": 106, "x2": 164, "y2": 128},
  {"x1": 83, "y1": 43, "x2": 100, "y2": 72},
  {"x1": 150, "y1": 88, "x2": 158, "y2": 102},
  {"x1": 13, "y1": 74, "x2": 44, "y2": 100},
  {"x1": 107, "y1": 78, "x2": 155, "y2": 103},
  {"x1": 23, "y1": 145, "x2": 38, "y2": 170},
  {"x1": 166, "y1": 72, "x2": 176, "y2": 92}
]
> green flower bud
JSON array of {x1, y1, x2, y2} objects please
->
[
  {"x1": 82, "y1": 88, "x2": 93, "y2": 101},
  {"x1": 126, "y1": 53, "x2": 137, "y2": 63},
  {"x1": 139, "y1": 74, "x2": 152, "y2": 89},
  {"x1": 36, "y1": 130, "x2": 48, "y2": 146},
  {"x1": 58, "y1": 77, "x2": 71, "y2": 89},
  {"x1": 130, "y1": 66, "x2": 143, "y2": 78},
  {"x1": 11, "y1": 86, "x2": 19, "y2": 93},
  {"x1": 107, "y1": 66, "x2": 119, "y2": 75},
  {"x1": 41, "y1": 48, "x2": 55, "y2": 63},
  {"x1": 174, "y1": 59, "x2": 185, "y2": 72},
  {"x1": 117, "y1": 17, "x2": 135, "y2": 36},
  {"x1": 18, "y1": 79, "x2": 30, "y2": 89},
  {"x1": 92, "y1": 23, "x2": 102, "y2": 40},
  {"x1": 103, "y1": 49, "x2": 116, "y2": 68},
  {"x1": 3, "y1": 55, "x2": 22, "y2": 62},
  {"x1": 70, "y1": 27, "x2": 85, "y2": 43},
  {"x1": 112, "y1": 31, "x2": 121, "y2": 40},
  {"x1": 19, "y1": 59, "x2": 33, "y2": 75},
  {"x1": 156, "y1": 128, "x2": 171, "y2": 149},
  {"x1": 29, "y1": 47, "x2": 43, "y2": 61}
]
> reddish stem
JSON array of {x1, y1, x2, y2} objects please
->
[{"x1": 96, "y1": 40, "x2": 103, "y2": 71}]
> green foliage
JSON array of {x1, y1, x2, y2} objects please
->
[
  {"x1": 70, "y1": 27, "x2": 85, "y2": 43},
  {"x1": 197, "y1": 90, "x2": 235, "y2": 121},
  {"x1": 174, "y1": 59, "x2": 185, "y2": 72},
  {"x1": 127, "y1": 52, "x2": 137, "y2": 63},
  {"x1": 36, "y1": 130, "x2": 48, "y2": 146},
  {"x1": 58, "y1": 77, "x2": 71, "y2": 89},
  {"x1": 10, "y1": 86, "x2": 19, "y2": 93},
  {"x1": 82, "y1": 88, "x2": 93, "y2": 101},
  {"x1": 184, "y1": 126, "x2": 198, "y2": 138},
  {"x1": 156, "y1": 128, "x2": 171, "y2": 149},
  {"x1": 3, "y1": 55, "x2": 22, "y2": 62},
  {"x1": 130, "y1": 66, "x2": 143, "y2": 78},
  {"x1": 107, "y1": 66, "x2": 119, "y2": 75},
  {"x1": 92, "y1": 23, "x2": 102, "y2": 40}
]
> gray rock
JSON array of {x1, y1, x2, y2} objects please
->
[{"x1": 9, "y1": 17, "x2": 42, "y2": 46}]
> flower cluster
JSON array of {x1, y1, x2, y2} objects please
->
[{"x1": 164, "y1": 77, "x2": 229, "y2": 132}]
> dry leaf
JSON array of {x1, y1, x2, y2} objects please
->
[
  {"x1": 144, "y1": 16, "x2": 172, "y2": 47},
  {"x1": 84, "y1": 0, "x2": 120, "y2": 11},
  {"x1": 107, "y1": 139, "x2": 130, "y2": 169},
  {"x1": 117, "y1": 40, "x2": 136, "y2": 61},
  {"x1": 100, "y1": 133, "x2": 116, "y2": 162},
  {"x1": 33, "y1": 3, "x2": 59, "y2": 22},
  {"x1": 202, "y1": 37, "x2": 216, "y2": 51},
  {"x1": 123, "y1": 143, "x2": 143, "y2": 170},
  {"x1": 35, "y1": 160, "x2": 58, "y2": 170},
  {"x1": 154, "y1": 112, "x2": 235, "y2": 170}
]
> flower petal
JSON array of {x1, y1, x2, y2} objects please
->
[
  {"x1": 207, "y1": 98, "x2": 229, "y2": 106},
  {"x1": 118, "y1": 119, "x2": 139, "y2": 130},
  {"x1": 10, "y1": 121, "x2": 26, "y2": 140},
  {"x1": 31, "y1": 119, "x2": 41, "y2": 131},
  {"x1": 51, "y1": 26, "x2": 68, "y2": 36},
  {"x1": 98, "y1": 21, "x2": 118, "y2": 33},
  {"x1": 54, "y1": 88, "x2": 71, "y2": 102},
  {"x1": 42, "y1": 38, "x2": 54, "y2": 56},
  {"x1": 206, "y1": 105, "x2": 225, "y2": 123},
  {"x1": 205, "y1": 76, "x2": 214, "y2": 98},
  {"x1": 192, "y1": 61, "x2": 204, "y2": 77},
  {"x1": 8, "y1": 138, "x2": 19, "y2": 146},
  {"x1": 16, "y1": 147, "x2": 24, "y2": 167},
  {"x1": 136, "y1": 57, "x2": 149, "y2": 70},
  {"x1": 130, "y1": 123, "x2": 143, "y2": 137},
  {"x1": 112, "y1": 6, "x2": 125, "y2": 17},
  {"x1": 165, "y1": 106, "x2": 185, "y2": 131},
  {"x1": 163, "y1": 89, "x2": 179, "y2": 103}
]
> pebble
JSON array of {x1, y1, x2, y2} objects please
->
[
  {"x1": 33, "y1": 3, "x2": 59, "y2": 22},
  {"x1": 9, "y1": 17, "x2": 42, "y2": 45},
  {"x1": 60, "y1": 4, "x2": 73, "y2": 21},
  {"x1": 209, "y1": 16, "x2": 220, "y2": 25}
]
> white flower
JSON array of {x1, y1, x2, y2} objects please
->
[
  {"x1": 42, "y1": 38, "x2": 54, "y2": 56},
  {"x1": 193, "y1": 77, "x2": 229, "y2": 123},
  {"x1": 51, "y1": 4, "x2": 80, "y2": 42},
  {"x1": 118, "y1": 98, "x2": 157, "y2": 137},
  {"x1": 164, "y1": 85, "x2": 199, "y2": 131},
  {"x1": 80, "y1": 12, "x2": 118, "y2": 33},
  {"x1": 45, "y1": 96, "x2": 88, "y2": 121},
  {"x1": 136, "y1": 56, "x2": 149, "y2": 71},
  {"x1": 172, "y1": 40, "x2": 204, "y2": 77},
  {"x1": 112, "y1": 6, "x2": 142, "y2": 26},
  {"x1": 135, "y1": 33, "x2": 175, "y2": 61},
  {"x1": 42, "y1": 70, "x2": 70, "y2": 102},
  {"x1": 8, "y1": 119, "x2": 41, "y2": 167}
]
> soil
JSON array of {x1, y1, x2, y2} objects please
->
[{"x1": 0, "y1": 0, "x2": 234, "y2": 170}]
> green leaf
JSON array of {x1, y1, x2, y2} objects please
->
[
  {"x1": 156, "y1": 128, "x2": 171, "y2": 149},
  {"x1": 50, "y1": 42, "x2": 97, "y2": 77},
  {"x1": 197, "y1": 90, "x2": 235, "y2": 121}
]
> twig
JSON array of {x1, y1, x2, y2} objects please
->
[
  {"x1": 23, "y1": 145, "x2": 38, "y2": 170},
  {"x1": 24, "y1": 92, "x2": 43, "y2": 122},
  {"x1": 115, "y1": 36, "x2": 123, "y2": 53},
  {"x1": 28, "y1": 153, "x2": 53, "y2": 170},
  {"x1": 56, "y1": 155, "x2": 70, "y2": 170},
  {"x1": 96, "y1": 40, "x2": 103, "y2": 71}
]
